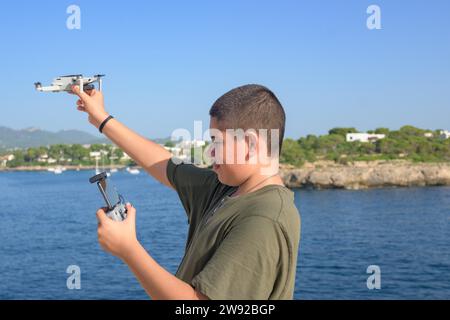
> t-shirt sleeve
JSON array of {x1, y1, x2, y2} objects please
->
[
  {"x1": 166, "y1": 157, "x2": 220, "y2": 224},
  {"x1": 191, "y1": 216, "x2": 286, "y2": 300}
]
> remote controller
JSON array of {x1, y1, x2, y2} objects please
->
[{"x1": 89, "y1": 171, "x2": 128, "y2": 221}]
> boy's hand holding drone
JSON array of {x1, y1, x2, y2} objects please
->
[{"x1": 71, "y1": 85, "x2": 110, "y2": 129}]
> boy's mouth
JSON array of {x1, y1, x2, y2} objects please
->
[{"x1": 213, "y1": 163, "x2": 220, "y2": 171}]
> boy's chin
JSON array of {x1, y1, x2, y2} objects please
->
[
  {"x1": 213, "y1": 163, "x2": 253, "y2": 186},
  {"x1": 213, "y1": 165, "x2": 225, "y2": 182},
  {"x1": 215, "y1": 171, "x2": 242, "y2": 187},
  {"x1": 213, "y1": 165, "x2": 229, "y2": 184}
]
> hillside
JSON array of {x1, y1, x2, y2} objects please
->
[{"x1": 0, "y1": 126, "x2": 109, "y2": 149}]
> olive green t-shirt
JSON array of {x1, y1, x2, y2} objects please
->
[{"x1": 166, "y1": 158, "x2": 301, "y2": 300}]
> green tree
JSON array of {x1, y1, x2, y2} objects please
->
[
  {"x1": 280, "y1": 139, "x2": 305, "y2": 167},
  {"x1": 164, "y1": 141, "x2": 175, "y2": 148},
  {"x1": 374, "y1": 127, "x2": 390, "y2": 135},
  {"x1": 328, "y1": 127, "x2": 358, "y2": 136}
]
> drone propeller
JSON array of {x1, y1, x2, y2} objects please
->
[{"x1": 59, "y1": 74, "x2": 83, "y2": 78}]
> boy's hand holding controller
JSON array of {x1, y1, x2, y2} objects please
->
[{"x1": 96, "y1": 203, "x2": 139, "y2": 260}]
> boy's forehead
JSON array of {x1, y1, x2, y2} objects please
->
[
  {"x1": 209, "y1": 117, "x2": 258, "y2": 140},
  {"x1": 209, "y1": 116, "x2": 220, "y2": 130}
]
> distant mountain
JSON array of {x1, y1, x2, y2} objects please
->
[
  {"x1": 0, "y1": 126, "x2": 109, "y2": 149},
  {"x1": 152, "y1": 136, "x2": 181, "y2": 145}
]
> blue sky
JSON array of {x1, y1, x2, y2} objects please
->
[{"x1": 0, "y1": 0, "x2": 449, "y2": 139}]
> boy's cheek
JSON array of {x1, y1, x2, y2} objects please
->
[
  {"x1": 214, "y1": 148, "x2": 225, "y2": 164},
  {"x1": 217, "y1": 148, "x2": 240, "y2": 165}
]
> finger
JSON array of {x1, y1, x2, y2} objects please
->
[
  {"x1": 76, "y1": 100, "x2": 86, "y2": 110},
  {"x1": 125, "y1": 203, "x2": 136, "y2": 221},
  {"x1": 84, "y1": 89, "x2": 94, "y2": 97},
  {"x1": 96, "y1": 208, "x2": 108, "y2": 224},
  {"x1": 86, "y1": 88, "x2": 96, "y2": 97},
  {"x1": 71, "y1": 85, "x2": 90, "y2": 101}
]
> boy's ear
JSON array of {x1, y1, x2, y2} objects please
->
[
  {"x1": 246, "y1": 132, "x2": 258, "y2": 156},
  {"x1": 248, "y1": 139, "x2": 255, "y2": 152}
]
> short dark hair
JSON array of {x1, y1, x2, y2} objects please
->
[{"x1": 209, "y1": 84, "x2": 286, "y2": 155}]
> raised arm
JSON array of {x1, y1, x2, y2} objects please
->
[{"x1": 71, "y1": 86, "x2": 173, "y2": 188}]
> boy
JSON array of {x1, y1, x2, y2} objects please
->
[{"x1": 71, "y1": 84, "x2": 301, "y2": 299}]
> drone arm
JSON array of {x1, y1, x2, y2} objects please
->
[{"x1": 36, "y1": 85, "x2": 61, "y2": 92}]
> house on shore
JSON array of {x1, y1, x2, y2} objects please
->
[
  {"x1": 0, "y1": 154, "x2": 15, "y2": 167},
  {"x1": 439, "y1": 130, "x2": 450, "y2": 140},
  {"x1": 346, "y1": 133, "x2": 386, "y2": 143}
]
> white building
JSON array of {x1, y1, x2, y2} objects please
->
[
  {"x1": 37, "y1": 154, "x2": 49, "y2": 163},
  {"x1": 164, "y1": 146, "x2": 182, "y2": 157},
  {"x1": 424, "y1": 132, "x2": 434, "y2": 138},
  {"x1": 346, "y1": 133, "x2": 386, "y2": 143},
  {"x1": 89, "y1": 151, "x2": 101, "y2": 158},
  {"x1": 121, "y1": 152, "x2": 132, "y2": 161},
  {"x1": 177, "y1": 139, "x2": 206, "y2": 149},
  {"x1": 439, "y1": 130, "x2": 450, "y2": 140},
  {"x1": 0, "y1": 154, "x2": 15, "y2": 167}
]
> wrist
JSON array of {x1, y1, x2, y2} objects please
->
[
  {"x1": 121, "y1": 238, "x2": 142, "y2": 263},
  {"x1": 90, "y1": 111, "x2": 109, "y2": 129}
]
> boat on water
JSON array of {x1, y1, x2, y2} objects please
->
[
  {"x1": 95, "y1": 157, "x2": 101, "y2": 175},
  {"x1": 126, "y1": 167, "x2": 140, "y2": 175},
  {"x1": 48, "y1": 166, "x2": 65, "y2": 174},
  {"x1": 109, "y1": 156, "x2": 118, "y2": 174}
]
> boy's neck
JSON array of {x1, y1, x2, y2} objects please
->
[{"x1": 233, "y1": 171, "x2": 284, "y2": 197}]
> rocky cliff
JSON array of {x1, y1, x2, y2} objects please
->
[{"x1": 280, "y1": 160, "x2": 450, "y2": 189}]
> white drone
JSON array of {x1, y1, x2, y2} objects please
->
[{"x1": 34, "y1": 74, "x2": 104, "y2": 92}]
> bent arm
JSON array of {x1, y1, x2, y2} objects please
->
[{"x1": 101, "y1": 117, "x2": 173, "y2": 188}]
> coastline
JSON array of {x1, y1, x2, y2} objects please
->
[
  {"x1": 3, "y1": 161, "x2": 450, "y2": 190},
  {"x1": 0, "y1": 164, "x2": 127, "y2": 172}
]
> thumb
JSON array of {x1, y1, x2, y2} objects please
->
[
  {"x1": 71, "y1": 85, "x2": 91, "y2": 101},
  {"x1": 125, "y1": 203, "x2": 136, "y2": 221},
  {"x1": 96, "y1": 208, "x2": 108, "y2": 224}
]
